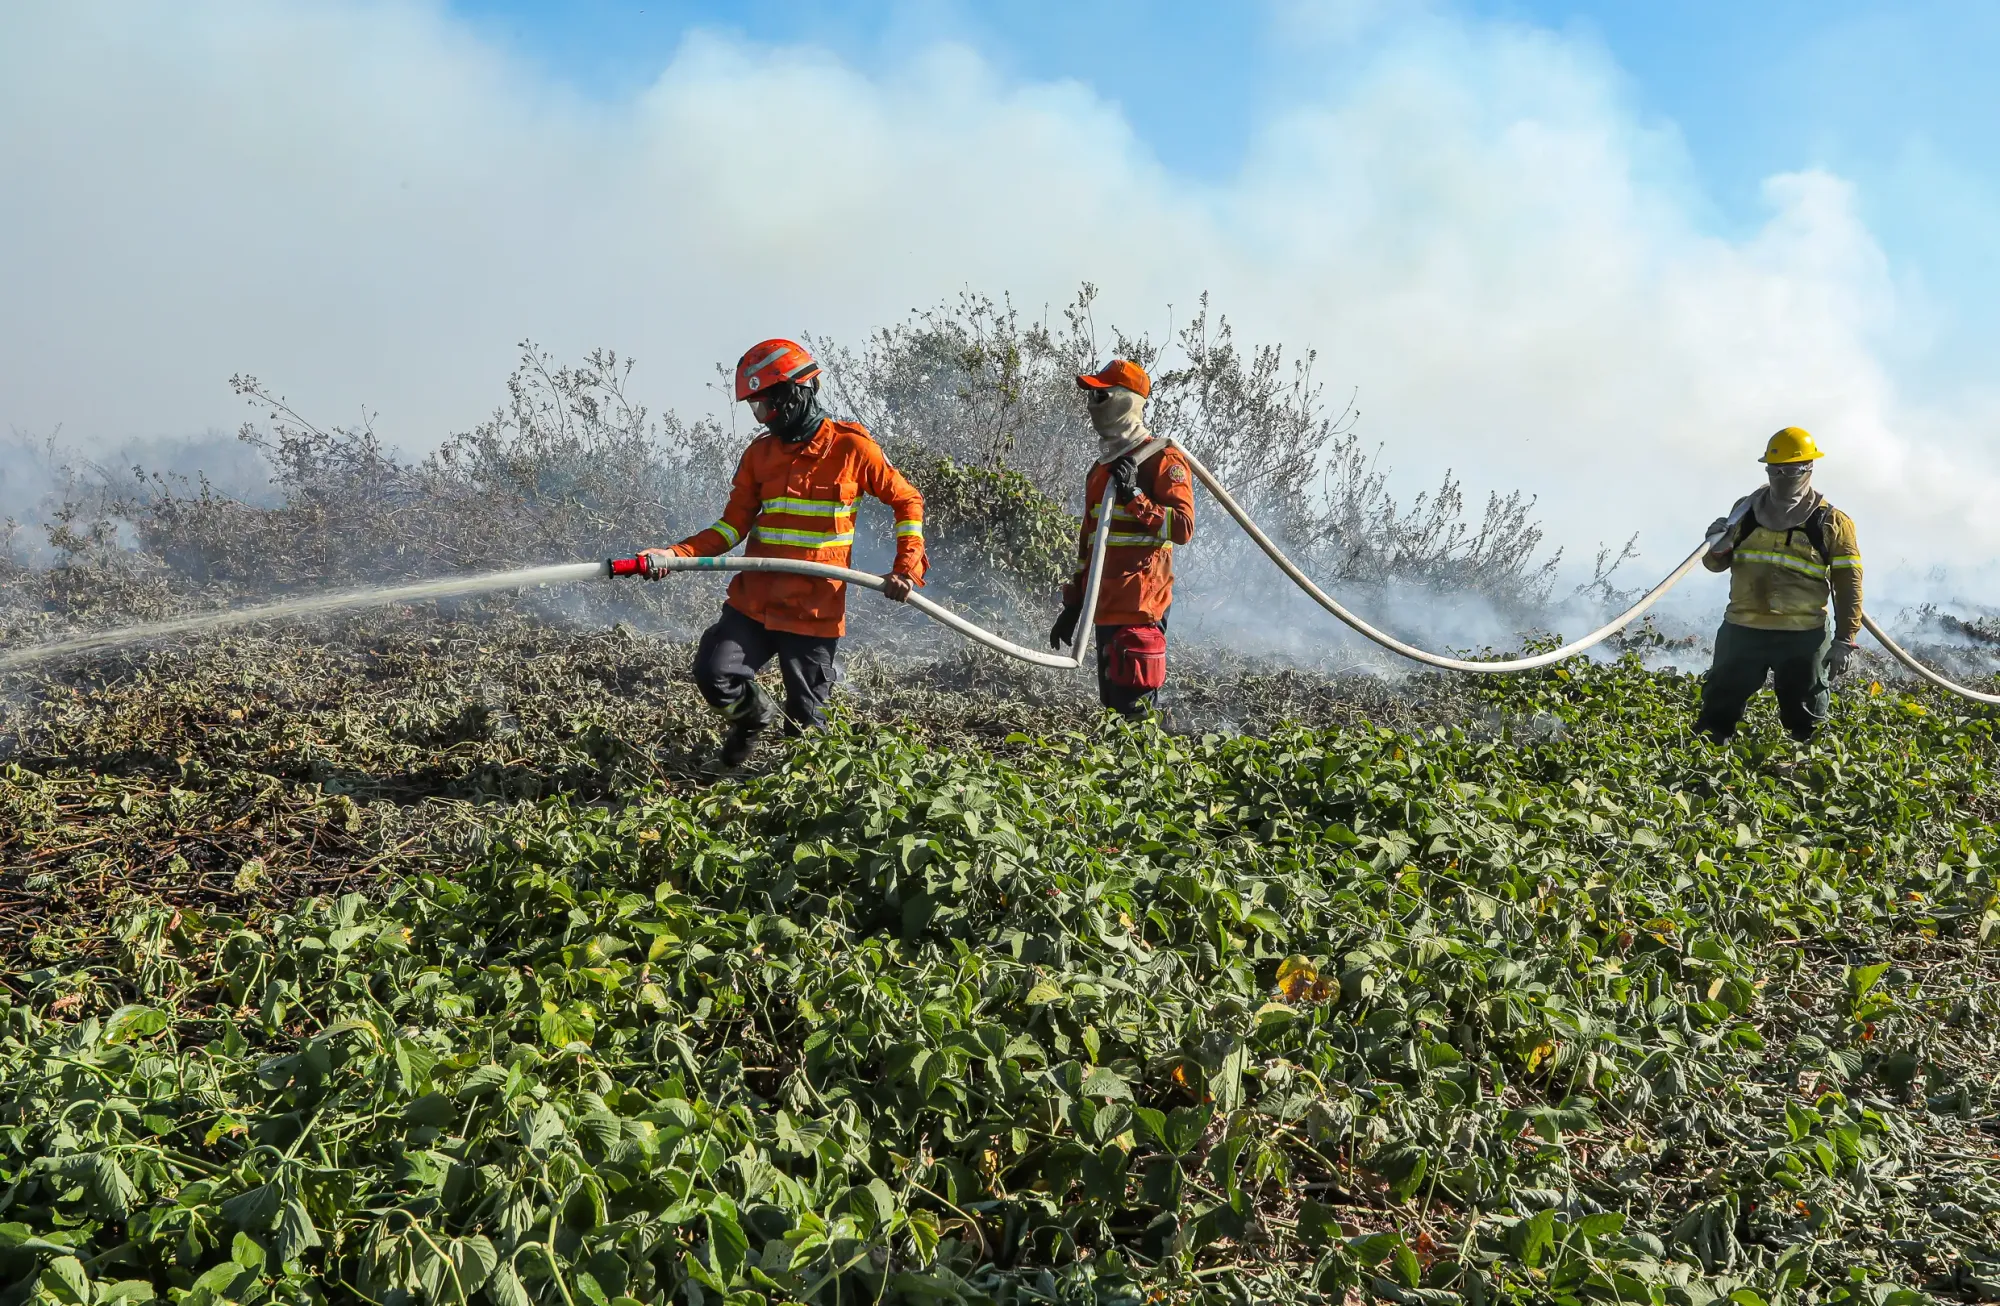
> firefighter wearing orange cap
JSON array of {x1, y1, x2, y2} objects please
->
[
  {"x1": 639, "y1": 339, "x2": 926, "y2": 766},
  {"x1": 1049, "y1": 359, "x2": 1196, "y2": 718}
]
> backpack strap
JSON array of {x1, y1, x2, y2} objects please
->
[
  {"x1": 1799, "y1": 502, "x2": 1832, "y2": 563},
  {"x1": 1735, "y1": 497, "x2": 1833, "y2": 562}
]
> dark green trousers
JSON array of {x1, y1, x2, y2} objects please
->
[{"x1": 1695, "y1": 621, "x2": 1832, "y2": 742}]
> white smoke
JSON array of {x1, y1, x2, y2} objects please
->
[{"x1": 1, "y1": 0, "x2": 1992, "y2": 605}]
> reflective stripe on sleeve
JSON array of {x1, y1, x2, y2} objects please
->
[
  {"x1": 895, "y1": 520, "x2": 924, "y2": 538},
  {"x1": 1829, "y1": 555, "x2": 1862, "y2": 570},
  {"x1": 710, "y1": 519, "x2": 742, "y2": 547}
]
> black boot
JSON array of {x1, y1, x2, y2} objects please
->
[{"x1": 718, "y1": 687, "x2": 777, "y2": 767}]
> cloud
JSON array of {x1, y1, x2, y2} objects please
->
[{"x1": 1, "y1": 0, "x2": 1991, "y2": 594}]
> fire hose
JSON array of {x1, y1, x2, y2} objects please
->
[
  {"x1": 4, "y1": 458, "x2": 1998, "y2": 704},
  {"x1": 606, "y1": 439, "x2": 2000, "y2": 702},
  {"x1": 607, "y1": 487, "x2": 1120, "y2": 670},
  {"x1": 1177, "y1": 440, "x2": 2000, "y2": 701},
  {"x1": 1857, "y1": 613, "x2": 2000, "y2": 706}
]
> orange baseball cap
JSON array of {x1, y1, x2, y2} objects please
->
[{"x1": 1076, "y1": 359, "x2": 1151, "y2": 398}]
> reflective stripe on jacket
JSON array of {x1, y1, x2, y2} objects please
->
[
  {"x1": 1703, "y1": 498, "x2": 1862, "y2": 639},
  {"x1": 670, "y1": 418, "x2": 926, "y2": 638},
  {"x1": 1062, "y1": 446, "x2": 1197, "y2": 625}
]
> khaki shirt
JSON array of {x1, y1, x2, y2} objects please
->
[{"x1": 1703, "y1": 496, "x2": 1862, "y2": 640}]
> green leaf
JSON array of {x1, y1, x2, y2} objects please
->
[
  {"x1": 404, "y1": 1092, "x2": 458, "y2": 1128},
  {"x1": 487, "y1": 1262, "x2": 532, "y2": 1306},
  {"x1": 450, "y1": 1235, "x2": 500, "y2": 1295},
  {"x1": 1846, "y1": 963, "x2": 1891, "y2": 1001},
  {"x1": 1394, "y1": 1243, "x2": 1422, "y2": 1290},
  {"x1": 1294, "y1": 1198, "x2": 1345, "y2": 1249},
  {"x1": 1161, "y1": 1105, "x2": 1211, "y2": 1156},
  {"x1": 1576, "y1": 1211, "x2": 1627, "y2": 1243},
  {"x1": 865, "y1": 1177, "x2": 898, "y2": 1225},
  {"x1": 1387, "y1": 1150, "x2": 1428, "y2": 1203},
  {"x1": 102, "y1": 1004, "x2": 170, "y2": 1044},
  {"x1": 1345, "y1": 1231, "x2": 1403, "y2": 1268},
  {"x1": 1511, "y1": 1209, "x2": 1556, "y2": 1268},
  {"x1": 456, "y1": 1064, "x2": 509, "y2": 1099},
  {"x1": 192, "y1": 1261, "x2": 242, "y2": 1294},
  {"x1": 519, "y1": 1105, "x2": 566, "y2": 1154},
  {"x1": 231, "y1": 1231, "x2": 266, "y2": 1270},
  {"x1": 220, "y1": 1181, "x2": 281, "y2": 1231},
  {"x1": 1876, "y1": 1050, "x2": 1920, "y2": 1091},
  {"x1": 1252, "y1": 1001, "x2": 1297, "y2": 1036},
  {"x1": 273, "y1": 1198, "x2": 322, "y2": 1265},
  {"x1": 706, "y1": 1198, "x2": 750, "y2": 1283},
  {"x1": 56, "y1": 1153, "x2": 139, "y2": 1218},
  {"x1": 40, "y1": 1257, "x2": 91, "y2": 1306},
  {"x1": 1080, "y1": 1065, "x2": 1132, "y2": 1100}
]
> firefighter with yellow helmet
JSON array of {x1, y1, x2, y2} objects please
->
[{"x1": 1695, "y1": 427, "x2": 1863, "y2": 742}]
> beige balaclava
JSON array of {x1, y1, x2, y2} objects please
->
[
  {"x1": 1089, "y1": 387, "x2": 1164, "y2": 465},
  {"x1": 1753, "y1": 461, "x2": 1819, "y2": 531}
]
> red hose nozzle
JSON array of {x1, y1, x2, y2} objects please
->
[{"x1": 606, "y1": 555, "x2": 648, "y2": 578}]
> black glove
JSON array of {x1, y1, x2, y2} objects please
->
[
  {"x1": 1049, "y1": 602, "x2": 1082, "y2": 650},
  {"x1": 1827, "y1": 640, "x2": 1858, "y2": 678},
  {"x1": 1705, "y1": 516, "x2": 1732, "y2": 546},
  {"x1": 1109, "y1": 456, "x2": 1140, "y2": 505}
]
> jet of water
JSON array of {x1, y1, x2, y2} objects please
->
[{"x1": 0, "y1": 562, "x2": 606, "y2": 671}]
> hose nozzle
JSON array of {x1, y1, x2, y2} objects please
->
[{"x1": 606, "y1": 555, "x2": 648, "y2": 579}]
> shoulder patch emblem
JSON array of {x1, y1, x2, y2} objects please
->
[{"x1": 1167, "y1": 463, "x2": 1188, "y2": 485}]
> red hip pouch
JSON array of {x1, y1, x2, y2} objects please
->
[{"x1": 1106, "y1": 623, "x2": 1167, "y2": 690}]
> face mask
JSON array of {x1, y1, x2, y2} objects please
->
[
  {"x1": 1767, "y1": 463, "x2": 1812, "y2": 501},
  {"x1": 1088, "y1": 387, "x2": 1151, "y2": 462},
  {"x1": 752, "y1": 382, "x2": 823, "y2": 443},
  {"x1": 1754, "y1": 461, "x2": 1817, "y2": 530}
]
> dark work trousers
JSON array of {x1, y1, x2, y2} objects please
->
[
  {"x1": 1695, "y1": 621, "x2": 1833, "y2": 742},
  {"x1": 1093, "y1": 609, "x2": 1169, "y2": 720},
  {"x1": 693, "y1": 604, "x2": 840, "y2": 733}
]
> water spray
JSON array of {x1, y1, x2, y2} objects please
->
[{"x1": 0, "y1": 563, "x2": 604, "y2": 672}]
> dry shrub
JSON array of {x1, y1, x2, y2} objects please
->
[{"x1": 9, "y1": 287, "x2": 1569, "y2": 643}]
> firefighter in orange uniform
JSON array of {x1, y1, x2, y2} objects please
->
[
  {"x1": 1048, "y1": 359, "x2": 1196, "y2": 718},
  {"x1": 639, "y1": 339, "x2": 926, "y2": 765}
]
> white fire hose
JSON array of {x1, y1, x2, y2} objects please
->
[
  {"x1": 638, "y1": 486, "x2": 1118, "y2": 670},
  {"x1": 1858, "y1": 613, "x2": 2000, "y2": 706},
  {"x1": 1179, "y1": 441, "x2": 2000, "y2": 702},
  {"x1": 4, "y1": 463, "x2": 1998, "y2": 705},
  {"x1": 1172, "y1": 442, "x2": 1716, "y2": 674}
]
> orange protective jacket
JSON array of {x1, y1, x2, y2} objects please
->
[
  {"x1": 1061, "y1": 444, "x2": 1197, "y2": 626},
  {"x1": 670, "y1": 418, "x2": 926, "y2": 638}
]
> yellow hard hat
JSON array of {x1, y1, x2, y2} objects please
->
[{"x1": 1760, "y1": 427, "x2": 1823, "y2": 464}]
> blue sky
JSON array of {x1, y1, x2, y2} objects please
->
[{"x1": 451, "y1": 0, "x2": 2000, "y2": 379}]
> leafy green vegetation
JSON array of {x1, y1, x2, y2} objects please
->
[
  {"x1": 6, "y1": 630, "x2": 1999, "y2": 1305},
  {"x1": 897, "y1": 456, "x2": 1078, "y2": 603}
]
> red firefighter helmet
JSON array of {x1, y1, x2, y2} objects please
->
[{"x1": 734, "y1": 338, "x2": 820, "y2": 401}]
